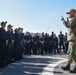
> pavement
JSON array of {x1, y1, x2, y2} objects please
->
[
  {"x1": 0, "y1": 53, "x2": 76, "y2": 75},
  {"x1": 54, "y1": 62, "x2": 76, "y2": 75}
]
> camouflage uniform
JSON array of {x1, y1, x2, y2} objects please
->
[{"x1": 63, "y1": 16, "x2": 76, "y2": 65}]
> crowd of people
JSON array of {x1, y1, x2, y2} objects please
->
[{"x1": 0, "y1": 21, "x2": 68, "y2": 68}]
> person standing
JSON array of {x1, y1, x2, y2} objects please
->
[
  {"x1": 39, "y1": 33, "x2": 45, "y2": 54},
  {"x1": 58, "y1": 31, "x2": 64, "y2": 53},
  {"x1": 53, "y1": 34, "x2": 59, "y2": 54},
  {"x1": 49, "y1": 31, "x2": 54, "y2": 53},
  {"x1": 32, "y1": 33, "x2": 38, "y2": 54},
  {"x1": 61, "y1": 8, "x2": 76, "y2": 73},
  {"x1": 36, "y1": 33, "x2": 39, "y2": 54},
  {"x1": 20, "y1": 28, "x2": 25, "y2": 56},
  {"x1": 44, "y1": 33, "x2": 50, "y2": 54},
  {"x1": 24, "y1": 32, "x2": 31, "y2": 55},
  {"x1": 0, "y1": 21, "x2": 7, "y2": 68},
  {"x1": 64, "y1": 33, "x2": 68, "y2": 54},
  {"x1": 6, "y1": 24, "x2": 14, "y2": 64},
  {"x1": 14, "y1": 28, "x2": 23, "y2": 60}
]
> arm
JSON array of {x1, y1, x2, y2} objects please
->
[{"x1": 63, "y1": 17, "x2": 76, "y2": 28}]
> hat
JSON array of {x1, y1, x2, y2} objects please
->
[
  {"x1": 7, "y1": 24, "x2": 13, "y2": 28},
  {"x1": 0, "y1": 21, "x2": 7, "y2": 25},
  {"x1": 66, "y1": 8, "x2": 76, "y2": 14}
]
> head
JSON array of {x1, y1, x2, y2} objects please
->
[
  {"x1": 60, "y1": 31, "x2": 62, "y2": 34},
  {"x1": 36, "y1": 33, "x2": 38, "y2": 36},
  {"x1": 17, "y1": 28, "x2": 21, "y2": 34},
  {"x1": 21, "y1": 28, "x2": 23, "y2": 32},
  {"x1": 0, "y1": 21, "x2": 7, "y2": 28},
  {"x1": 45, "y1": 33, "x2": 48, "y2": 36},
  {"x1": 42, "y1": 32, "x2": 44, "y2": 35},
  {"x1": 7, "y1": 24, "x2": 13, "y2": 31},
  {"x1": 34, "y1": 33, "x2": 37, "y2": 37},
  {"x1": 66, "y1": 8, "x2": 76, "y2": 18},
  {"x1": 52, "y1": 31, "x2": 54, "y2": 35},
  {"x1": 65, "y1": 32, "x2": 67, "y2": 36},
  {"x1": 26, "y1": 31, "x2": 29, "y2": 36},
  {"x1": 53, "y1": 34, "x2": 56, "y2": 38}
]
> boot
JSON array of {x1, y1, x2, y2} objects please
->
[
  {"x1": 69, "y1": 66, "x2": 76, "y2": 73},
  {"x1": 61, "y1": 64, "x2": 70, "y2": 71}
]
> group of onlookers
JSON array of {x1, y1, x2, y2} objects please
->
[{"x1": 0, "y1": 21, "x2": 68, "y2": 68}]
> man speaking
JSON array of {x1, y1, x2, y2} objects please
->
[{"x1": 61, "y1": 8, "x2": 76, "y2": 73}]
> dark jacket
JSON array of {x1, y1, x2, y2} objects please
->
[
  {"x1": 6, "y1": 31, "x2": 14, "y2": 43},
  {"x1": 0, "y1": 27, "x2": 6, "y2": 42}
]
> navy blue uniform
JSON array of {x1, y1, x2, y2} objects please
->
[
  {"x1": 33, "y1": 36, "x2": 38, "y2": 54},
  {"x1": 44, "y1": 36, "x2": 50, "y2": 54},
  {"x1": 20, "y1": 33, "x2": 24, "y2": 41},
  {"x1": 29, "y1": 35, "x2": 33, "y2": 54},
  {"x1": 64, "y1": 35, "x2": 68, "y2": 53},
  {"x1": 20, "y1": 33, "x2": 25, "y2": 54},
  {"x1": 53, "y1": 37, "x2": 59, "y2": 54},
  {"x1": 14, "y1": 33, "x2": 23, "y2": 60},
  {"x1": 0, "y1": 27, "x2": 6, "y2": 66},
  {"x1": 59, "y1": 34, "x2": 64, "y2": 52},
  {"x1": 6, "y1": 31, "x2": 14, "y2": 63},
  {"x1": 24, "y1": 35, "x2": 31, "y2": 55},
  {"x1": 39, "y1": 36, "x2": 45, "y2": 54},
  {"x1": 36, "y1": 35, "x2": 39, "y2": 52},
  {"x1": 49, "y1": 35, "x2": 54, "y2": 53}
]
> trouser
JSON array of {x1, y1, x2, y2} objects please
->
[
  {"x1": 53, "y1": 44, "x2": 59, "y2": 54},
  {"x1": 6, "y1": 42, "x2": 14, "y2": 62},
  {"x1": 24, "y1": 42, "x2": 31, "y2": 55},
  {"x1": 37, "y1": 42, "x2": 40, "y2": 52},
  {"x1": 49, "y1": 42, "x2": 53, "y2": 53},
  {"x1": 44, "y1": 42, "x2": 50, "y2": 54},
  {"x1": 59, "y1": 42, "x2": 64, "y2": 52},
  {"x1": 33, "y1": 42, "x2": 37, "y2": 54},
  {"x1": 67, "y1": 41, "x2": 76, "y2": 65},
  {"x1": 64, "y1": 42, "x2": 68, "y2": 53},
  {"x1": 40, "y1": 43, "x2": 44, "y2": 54},
  {"x1": 0, "y1": 42, "x2": 6, "y2": 65},
  {"x1": 14, "y1": 43, "x2": 23, "y2": 59}
]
